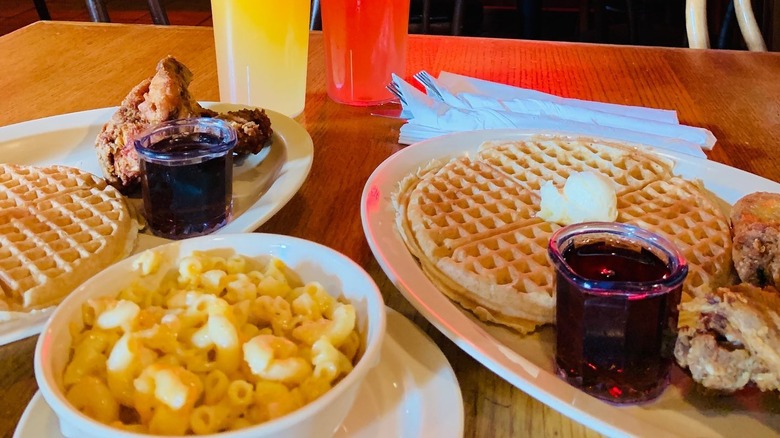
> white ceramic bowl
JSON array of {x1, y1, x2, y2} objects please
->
[{"x1": 34, "y1": 233, "x2": 387, "y2": 438}]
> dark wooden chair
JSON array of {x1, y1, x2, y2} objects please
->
[
  {"x1": 33, "y1": 0, "x2": 51, "y2": 20},
  {"x1": 422, "y1": 0, "x2": 466, "y2": 35},
  {"x1": 85, "y1": 0, "x2": 170, "y2": 25},
  {"x1": 579, "y1": 0, "x2": 639, "y2": 44},
  {"x1": 310, "y1": 0, "x2": 322, "y2": 31},
  {"x1": 519, "y1": 0, "x2": 542, "y2": 39},
  {"x1": 415, "y1": 0, "x2": 468, "y2": 35}
]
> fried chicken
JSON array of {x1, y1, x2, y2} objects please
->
[
  {"x1": 95, "y1": 56, "x2": 207, "y2": 192},
  {"x1": 731, "y1": 192, "x2": 780, "y2": 288},
  {"x1": 95, "y1": 56, "x2": 273, "y2": 194},
  {"x1": 215, "y1": 108, "x2": 273, "y2": 155},
  {"x1": 674, "y1": 283, "x2": 780, "y2": 393}
]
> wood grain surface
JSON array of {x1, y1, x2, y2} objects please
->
[{"x1": 2, "y1": 21, "x2": 780, "y2": 438}]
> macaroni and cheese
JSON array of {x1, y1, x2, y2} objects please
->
[{"x1": 63, "y1": 250, "x2": 361, "y2": 435}]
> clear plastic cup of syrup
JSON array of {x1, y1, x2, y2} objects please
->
[
  {"x1": 134, "y1": 118, "x2": 237, "y2": 240},
  {"x1": 547, "y1": 222, "x2": 688, "y2": 404}
]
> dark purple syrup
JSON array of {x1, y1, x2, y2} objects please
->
[
  {"x1": 140, "y1": 132, "x2": 233, "y2": 239},
  {"x1": 564, "y1": 242, "x2": 670, "y2": 282},
  {"x1": 555, "y1": 241, "x2": 681, "y2": 403}
]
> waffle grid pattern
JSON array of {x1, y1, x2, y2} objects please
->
[
  {"x1": 396, "y1": 137, "x2": 732, "y2": 333},
  {"x1": 478, "y1": 139, "x2": 673, "y2": 195},
  {"x1": 408, "y1": 158, "x2": 540, "y2": 258},
  {"x1": 0, "y1": 164, "x2": 136, "y2": 310},
  {"x1": 617, "y1": 177, "x2": 733, "y2": 299}
]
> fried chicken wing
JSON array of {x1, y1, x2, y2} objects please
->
[
  {"x1": 95, "y1": 56, "x2": 272, "y2": 193},
  {"x1": 216, "y1": 108, "x2": 273, "y2": 155},
  {"x1": 96, "y1": 56, "x2": 208, "y2": 192}
]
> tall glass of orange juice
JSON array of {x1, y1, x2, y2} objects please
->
[
  {"x1": 211, "y1": 0, "x2": 310, "y2": 117},
  {"x1": 321, "y1": 0, "x2": 410, "y2": 106}
]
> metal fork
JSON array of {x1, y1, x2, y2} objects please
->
[
  {"x1": 385, "y1": 81, "x2": 407, "y2": 106},
  {"x1": 413, "y1": 70, "x2": 445, "y2": 101}
]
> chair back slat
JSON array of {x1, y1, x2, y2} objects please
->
[
  {"x1": 686, "y1": 0, "x2": 767, "y2": 51},
  {"x1": 734, "y1": 0, "x2": 767, "y2": 51}
]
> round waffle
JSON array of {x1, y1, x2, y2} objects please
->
[
  {"x1": 393, "y1": 135, "x2": 733, "y2": 333},
  {"x1": 0, "y1": 164, "x2": 138, "y2": 314}
]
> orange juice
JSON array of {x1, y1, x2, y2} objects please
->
[
  {"x1": 321, "y1": 0, "x2": 410, "y2": 105},
  {"x1": 211, "y1": 0, "x2": 310, "y2": 117}
]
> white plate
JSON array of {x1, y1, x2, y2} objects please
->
[
  {"x1": 361, "y1": 129, "x2": 780, "y2": 438},
  {"x1": 14, "y1": 307, "x2": 463, "y2": 438},
  {"x1": 0, "y1": 103, "x2": 313, "y2": 346}
]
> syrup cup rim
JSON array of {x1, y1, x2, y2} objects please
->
[{"x1": 547, "y1": 221, "x2": 689, "y2": 296}]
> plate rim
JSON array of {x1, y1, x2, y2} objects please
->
[
  {"x1": 360, "y1": 128, "x2": 780, "y2": 437},
  {"x1": 336, "y1": 307, "x2": 464, "y2": 437}
]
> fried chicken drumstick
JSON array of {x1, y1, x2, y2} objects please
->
[{"x1": 95, "y1": 56, "x2": 272, "y2": 193}]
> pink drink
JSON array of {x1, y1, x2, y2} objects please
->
[{"x1": 321, "y1": 0, "x2": 410, "y2": 105}]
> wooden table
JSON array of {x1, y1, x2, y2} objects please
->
[{"x1": 2, "y1": 21, "x2": 780, "y2": 438}]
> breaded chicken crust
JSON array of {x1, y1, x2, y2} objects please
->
[
  {"x1": 95, "y1": 56, "x2": 272, "y2": 194},
  {"x1": 731, "y1": 192, "x2": 780, "y2": 288},
  {"x1": 675, "y1": 283, "x2": 780, "y2": 393}
]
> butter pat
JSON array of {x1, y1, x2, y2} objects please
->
[{"x1": 538, "y1": 171, "x2": 618, "y2": 225}]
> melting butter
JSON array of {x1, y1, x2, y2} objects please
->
[{"x1": 537, "y1": 171, "x2": 618, "y2": 225}]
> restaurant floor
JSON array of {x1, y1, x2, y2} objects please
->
[{"x1": 4, "y1": 0, "x2": 690, "y2": 47}]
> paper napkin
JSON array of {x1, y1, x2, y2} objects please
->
[{"x1": 392, "y1": 72, "x2": 716, "y2": 158}]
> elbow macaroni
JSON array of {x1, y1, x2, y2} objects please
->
[{"x1": 63, "y1": 250, "x2": 361, "y2": 435}]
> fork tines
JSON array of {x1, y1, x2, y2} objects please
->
[
  {"x1": 386, "y1": 81, "x2": 407, "y2": 105},
  {"x1": 413, "y1": 70, "x2": 444, "y2": 101}
]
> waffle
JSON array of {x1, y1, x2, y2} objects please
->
[
  {"x1": 393, "y1": 135, "x2": 732, "y2": 333},
  {"x1": 617, "y1": 177, "x2": 734, "y2": 300},
  {"x1": 477, "y1": 138, "x2": 674, "y2": 195},
  {"x1": 395, "y1": 157, "x2": 555, "y2": 332},
  {"x1": 0, "y1": 164, "x2": 138, "y2": 314}
]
